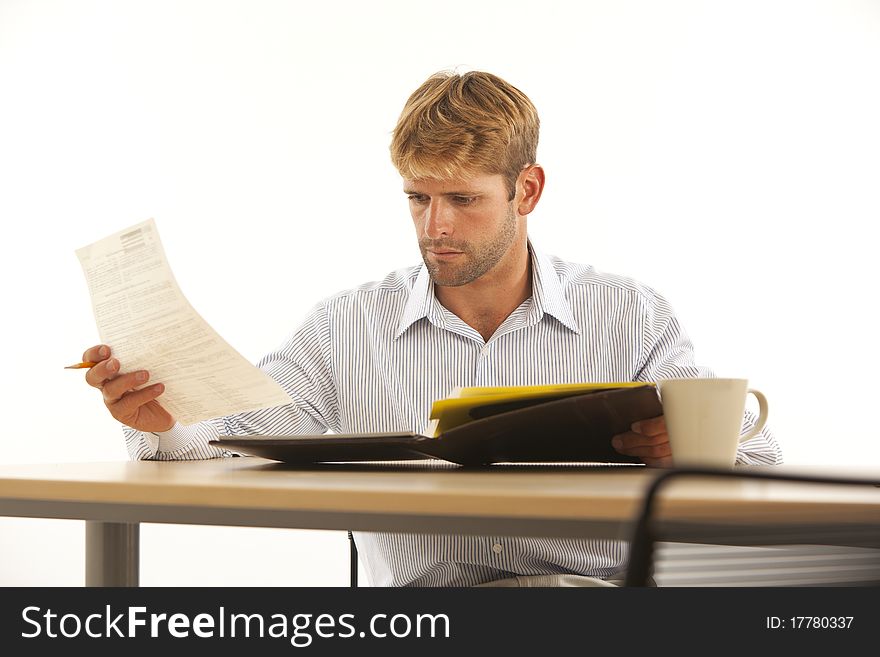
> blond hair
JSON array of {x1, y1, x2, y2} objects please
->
[{"x1": 390, "y1": 70, "x2": 540, "y2": 200}]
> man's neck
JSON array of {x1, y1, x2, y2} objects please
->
[{"x1": 434, "y1": 242, "x2": 533, "y2": 343}]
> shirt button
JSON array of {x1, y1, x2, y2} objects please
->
[
  {"x1": 480, "y1": 346, "x2": 490, "y2": 357},
  {"x1": 492, "y1": 543, "x2": 503, "y2": 554}
]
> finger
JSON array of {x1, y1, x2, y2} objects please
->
[
  {"x1": 85, "y1": 357, "x2": 121, "y2": 389},
  {"x1": 82, "y1": 344, "x2": 111, "y2": 363},
  {"x1": 612, "y1": 430, "x2": 669, "y2": 451},
  {"x1": 102, "y1": 370, "x2": 150, "y2": 403},
  {"x1": 107, "y1": 383, "x2": 166, "y2": 417},
  {"x1": 616, "y1": 440, "x2": 672, "y2": 460},
  {"x1": 631, "y1": 415, "x2": 666, "y2": 436}
]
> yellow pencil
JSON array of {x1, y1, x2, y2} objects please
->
[{"x1": 64, "y1": 362, "x2": 98, "y2": 369}]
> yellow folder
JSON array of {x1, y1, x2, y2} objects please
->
[{"x1": 428, "y1": 382, "x2": 655, "y2": 437}]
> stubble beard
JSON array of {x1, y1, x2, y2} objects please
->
[{"x1": 420, "y1": 205, "x2": 518, "y2": 287}]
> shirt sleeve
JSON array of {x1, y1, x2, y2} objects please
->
[
  {"x1": 633, "y1": 288, "x2": 783, "y2": 466},
  {"x1": 123, "y1": 301, "x2": 340, "y2": 461}
]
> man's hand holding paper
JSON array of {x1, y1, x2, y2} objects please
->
[
  {"x1": 74, "y1": 219, "x2": 291, "y2": 429},
  {"x1": 82, "y1": 344, "x2": 174, "y2": 433}
]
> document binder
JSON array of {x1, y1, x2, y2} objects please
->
[{"x1": 210, "y1": 384, "x2": 662, "y2": 465}]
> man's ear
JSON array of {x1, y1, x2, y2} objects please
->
[{"x1": 517, "y1": 164, "x2": 545, "y2": 216}]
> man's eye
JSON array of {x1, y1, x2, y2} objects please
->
[
  {"x1": 408, "y1": 195, "x2": 428, "y2": 203},
  {"x1": 453, "y1": 196, "x2": 476, "y2": 206}
]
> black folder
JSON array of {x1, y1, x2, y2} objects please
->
[{"x1": 210, "y1": 385, "x2": 662, "y2": 465}]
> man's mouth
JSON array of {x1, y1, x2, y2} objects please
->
[{"x1": 428, "y1": 250, "x2": 464, "y2": 260}]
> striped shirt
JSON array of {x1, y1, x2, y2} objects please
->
[{"x1": 124, "y1": 243, "x2": 782, "y2": 586}]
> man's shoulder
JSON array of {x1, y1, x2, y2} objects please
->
[
  {"x1": 320, "y1": 264, "x2": 422, "y2": 309},
  {"x1": 546, "y1": 253, "x2": 663, "y2": 303}
]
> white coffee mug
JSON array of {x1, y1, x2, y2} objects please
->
[{"x1": 659, "y1": 378, "x2": 769, "y2": 468}]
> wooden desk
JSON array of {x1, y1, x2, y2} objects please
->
[{"x1": 0, "y1": 459, "x2": 877, "y2": 586}]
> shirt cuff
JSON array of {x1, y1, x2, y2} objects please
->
[{"x1": 150, "y1": 421, "x2": 195, "y2": 454}]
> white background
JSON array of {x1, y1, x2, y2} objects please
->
[{"x1": 1, "y1": 0, "x2": 878, "y2": 585}]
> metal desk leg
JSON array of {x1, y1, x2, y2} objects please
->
[{"x1": 85, "y1": 521, "x2": 139, "y2": 587}]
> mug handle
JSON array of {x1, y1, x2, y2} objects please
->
[{"x1": 739, "y1": 388, "x2": 769, "y2": 443}]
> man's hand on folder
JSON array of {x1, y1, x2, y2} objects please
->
[
  {"x1": 82, "y1": 344, "x2": 176, "y2": 433},
  {"x1": 611, "y1": 416, "x2": 672, "y2": 468}
]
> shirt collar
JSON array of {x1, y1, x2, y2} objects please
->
[
  {"x1": 394, "y1": 240, "x2": 580, "y2": 339},
  {"x1": 530, "y1": 243, "x2": 580, "y2": 334},
  {"x1": 395, "y1": 265, "x2": 436, "y2": 339}
]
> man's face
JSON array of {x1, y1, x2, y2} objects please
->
[{"x1": 403, "y1": 172, "x2": 520, "y2": 287}]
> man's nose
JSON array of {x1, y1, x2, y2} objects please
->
[{"x1": 423, "y1": 200, "x2": 453, "y2": 239}]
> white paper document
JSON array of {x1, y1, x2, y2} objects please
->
[{"x1": 75, "y1": 218, "x2": 291, "y2": 425}]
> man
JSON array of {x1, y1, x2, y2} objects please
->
[{"x1": 82, "y1": 70, "x2": 782, "y2": 586}]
